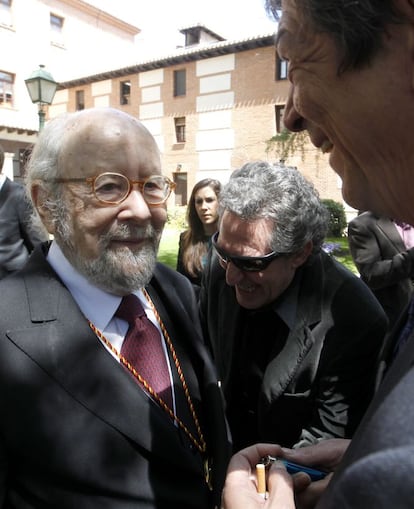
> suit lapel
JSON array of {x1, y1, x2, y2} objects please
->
[
  {"x1": 262, "y1": 259, "x2": 322, "y2": 400},
  {"x1": 262, "y1": 319, "x2": 315, "y2": 400},
  {"x1": 377, "y1": 216, "x2": 406, "y2": 252},
  {"x1": 8, "y1": 251, "x2": 203, "y2": 472},
  {"x1": 148, "y1": 266, "x2": 232, "y2": 494},
  {"x1": 145, "y1": 274, "x2": 205, "y2": 445}
]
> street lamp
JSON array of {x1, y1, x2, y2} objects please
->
[{"x1": 25, "y1": 65, "x2": 58, "y2": 132}]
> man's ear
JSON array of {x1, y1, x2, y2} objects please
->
[
  {"x1": 31, "y1": 183, "x2": 55, "y2": 234},
  {"x1": 291, "y1": 240, "x2": 313, "y2": 269}
]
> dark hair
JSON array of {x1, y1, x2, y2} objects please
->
[
  {"x1": 266, "y1": 0, "x2": 405, "y2": 71},
  {"x1": 180, "y1": 178, "x2": 221, "y2": 278}
]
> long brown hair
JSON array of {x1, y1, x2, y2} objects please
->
[{"x1": 181, "y1": 179, "x2": 221, "y2": 277}]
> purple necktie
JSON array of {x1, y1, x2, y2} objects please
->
[{"x1": 116, "y1": 294, "x2": 172, "y2": 407}]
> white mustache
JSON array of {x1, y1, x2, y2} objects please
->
[{"x1": 102, "y1": 224, "x2": 158, "y2": 244}]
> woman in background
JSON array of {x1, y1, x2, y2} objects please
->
[{"x1": 177, "y1": 178, "x2": 221, "y2": 286}]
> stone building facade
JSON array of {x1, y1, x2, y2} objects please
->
[{"x1": 53, "y1": 25, "x2": 353, "y2": 216}]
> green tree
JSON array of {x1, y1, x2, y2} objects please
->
[{"x1": 322, "y1": 199, "x2": 347, "y2": 237}]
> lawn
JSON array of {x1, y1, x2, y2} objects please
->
[
  {"x1": 157, "y1": 228, "x2": 181, "y2": 270},
  {"x1": 157, "y1": 228, "x2": 358, "y2": 275}
]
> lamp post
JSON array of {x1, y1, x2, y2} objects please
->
[{"x1": 25, "y1": 65, "x2": 58, "y2": 132}]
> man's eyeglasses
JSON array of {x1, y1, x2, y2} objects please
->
[
  {"x1": 211, "y1": 231, "x2": 285, "y2": 272},
  {"x1": 46, "y1": 172, "x2": 176, "y2": 206}
]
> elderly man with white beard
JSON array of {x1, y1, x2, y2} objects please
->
[{"x1": 0, "y1": 107, "x2": 231, "y2": 509}]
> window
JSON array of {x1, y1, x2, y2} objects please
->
[
  {"x1": 173, "y1": 70, "x2": 186, "y2": 97},
  {"x1": 50, "y1": 13, "x2": 64, "y2": 45},
  {"x1": 276, "y1": 56, "x2": 288, "y2": 80},
  {"x1": 0, "y1": 0, "x2": 12, "y2": 26},
  {"x1": 173, "y1": 172, "x2": 188, "y2": 206},
  {"x1": 120, "y1": 80, "x2": 131, "y2": 105},
  {"x1": 275, "y1": 105, "x2": 285, "y2": 133},
  {"x1": 76, "y1": 90, "x2": 85, "y2": 111},
  {"x1": 174, "y1": 117, "x2": 186, "y2": 143},
  {"x1": 0, "y1": 71, "x2": 13, "y2": 106},
  {"x1": 185, "y1": 31, "x2": 200, "y2": 46}
]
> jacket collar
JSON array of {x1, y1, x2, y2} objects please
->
[{"x1": 8, "y1": 244, "x2": 208, "y2": 472}]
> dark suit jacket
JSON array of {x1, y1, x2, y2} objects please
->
[
  {"x1": 200, "y1": 250, "x2": 387, "y2": 449},
  {"x1": 318, "y1": 313, "x2": 414, "y2": 508},
  {"x1": 348, "y1": 211, "x2": 414, "y2": 326},
  {"x1": 0, "y1": 177, "x2": 47, "y2": 279},
  {"x1": 0, "y1": 243, "x2": 231, "y2": 508}
]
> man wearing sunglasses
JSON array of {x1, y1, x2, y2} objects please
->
[
  {"x1": 200, "y1": 161, "x2": 387, "y2": 452},
  {"x1": 0, "y1": 108, "x2": 231, "y2": 508}
]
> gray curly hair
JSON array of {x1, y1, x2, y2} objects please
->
[{"x1": 219, "y1": 161, "x2": 328, "y2": 254}]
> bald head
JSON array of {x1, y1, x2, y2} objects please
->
[
  {"x1": 57, "y1": 109, "x2": 160, "y2": 180},
  {"x1": 26, "y1": 108, "x2": 161, "y2": 189}
]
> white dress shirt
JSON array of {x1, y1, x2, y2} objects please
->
[{"x1": 46, "y1": 241, "x2": 173, "y2": 380}]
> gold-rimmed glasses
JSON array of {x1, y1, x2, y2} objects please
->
[{"x1": 46, "y1": 172, "x2": 176, "y2": 206}]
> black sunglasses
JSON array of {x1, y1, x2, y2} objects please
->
[{"x1": 211, "y1": 231, "x2": 285, "y2": 272}]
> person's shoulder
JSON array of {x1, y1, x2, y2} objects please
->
[
  {"x1": 349, "y1": 211, "x2": 380, "y2": 226},
  {"x1": 179, "y1": 230, "x2": 189, "y2": 242},
  {"x1": 319, "y1": 251, "x2": 387, "y2": 318},
  {"x1": 319, "y1": 250, "x2": 356, "y2": 276},
  {"x1": 6, "y1": 177, "x2": 24, "y2": 189},
  {"x1": 324, "y1": 444, "x2": 414, "y2": 508},
  {"x1": 2, "y1": 177, "x2": 24, "y2": 195},
  {"x1": 318, "y1": 250, "x2": 377, "y2": 295},
  {"x1": 154, "y1": 262, "x2": 193, "y2": 289},
  {"x1": 152, "y1": 263, "x2": 200, "y2": 312}
]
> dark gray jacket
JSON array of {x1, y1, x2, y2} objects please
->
[
  {"x1": 0, "y1": 243, "x2": 231, "y2": 508},
  {"x1": 0, "y1": 177, "x2": 47, "y2": 278},
  {"x1": 348, "y1": 211, "x2": 414, "y2": 326},
  {"x1": 200, "y1": 250, "x2": 388, "y2": 449}
]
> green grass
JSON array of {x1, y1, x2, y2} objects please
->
[
  {"x1": 157, "y1": 228, "x2": 358, "y2": 275},
  {"x1": 157, "y1": 228, "x2": 181, "y2": 269}
]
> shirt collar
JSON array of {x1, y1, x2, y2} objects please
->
[
  {"x1": 47, "y1": 241, "x2": 122, "y2": 331},
  {"x1": 270, "y1": 268, "x2": 303, "y2": 330}
]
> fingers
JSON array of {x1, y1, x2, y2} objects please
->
[
  {"x1": 236, "y1": 443, "x2": 286, "y2": 467},
  {"x1": 294, "y1": 475, "x2": 333, "y2": 509},
  {"x1": 266, "y1": 460, "x2": 296, "y2": 509},
  {"x1": 280, "y1": 439, "x2": 350, "y2": 471},
  {"x1": 291, "y1": 472, "x2": 312, "y2": 492}
]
